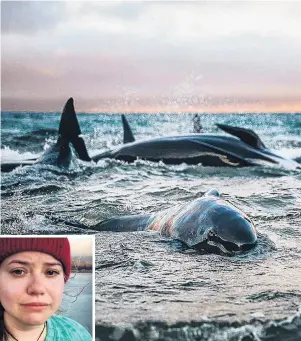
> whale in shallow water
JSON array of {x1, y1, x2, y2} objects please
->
[
  {"x1": 1, "y1": 98, "x2": 91, "y2": 172},
  {"x1": 87, "y1": 189, "x2": 257, "y2": 255},
  {"x1": 91, "y1": 116, "x2": 301, "y2": 170}
]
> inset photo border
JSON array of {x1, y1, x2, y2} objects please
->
[{"x1": 0, "y1": 235, "x2": 95, "y2": 340}]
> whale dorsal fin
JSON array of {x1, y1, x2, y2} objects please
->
[
  {"x1": 59, "y1": 98, "x2": 91, "y2": 161},
  {"x1": 58, "y1": 98, "x2": 81, "y2": 140},
  {"x1": 216, "y1": 124, "x2": 266, "y2": 149},
  {"x1": 122, "y1": 115, "x2": 135, "y2": 144},
  {"x1": 204, "y1": 189, "x2": 220, "y2": 197}
]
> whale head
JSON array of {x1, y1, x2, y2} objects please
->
[
  {"x1": 204, "y1": 205, "x2": 257, "y2": 254},
  {"x1": 192, "y1": 190, "x2": 257, "y2": 255}
]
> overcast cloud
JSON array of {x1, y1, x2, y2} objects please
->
[{"x1": 1, "y1": 1, "x2": 301, "y2": 112}]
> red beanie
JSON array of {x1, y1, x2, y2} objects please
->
[{"x1": 0, "y1": 237, "x2": 71, "y2": 282}]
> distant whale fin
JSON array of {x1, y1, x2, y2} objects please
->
[
  {"x1": 190, "y1": 139, "x2": 258, "y2": 166},
  {"x1": 59, "y1": 97, "x2": 91, "y2": 161},
  {"x1": 204, "y1": 189, "x2": 220, "y2": 197},
  {"x1": 216, "y1": 124, "x2": 266, "y2": 149},
  {"x1": 71, "y1": 137, "x2": 91, "y2": 161},
  {"x1": 121, "y1": 115, "x2": 135, "y2": 143}
]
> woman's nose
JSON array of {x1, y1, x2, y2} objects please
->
[{"x1": 27, "y1": 274, "x2": 46, "y2": 295}]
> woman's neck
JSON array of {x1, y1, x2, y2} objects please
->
[{"x1": 4, "y1": 312, "x2": 46, "y2": 341}]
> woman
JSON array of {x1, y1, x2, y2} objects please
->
[{"x1": 0, "y1": 237, "x2": 92, "y2": 341}]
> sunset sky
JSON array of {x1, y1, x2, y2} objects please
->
[{"x1": 1, "y1": 0, "x2": 301, "y2": 113}]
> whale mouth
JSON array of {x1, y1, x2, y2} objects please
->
[
  {"x1": 209, "y1": 232, "x2": 240, "y2": 252},
  {"x1": 197, "y1": 231, "x2": 256, "y2": 254}
]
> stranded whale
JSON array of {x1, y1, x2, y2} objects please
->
[
  {"x1": 86, "y1": 189, "x2": 257, "y2": 255},
  {"x1": 1, "y1": 98, "x2": 91, "y2": 172},
  {"x1": 91, "y1": 116, "x2": 301, "y2": 170},
  {"x1": 3, "y1": 109, "x2": 300, "y2": 172}
]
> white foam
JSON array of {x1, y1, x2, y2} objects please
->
[
  {"x1": 273, "y1": 148, "x2": 301, "y2": 160},
  {"x1": 0, "y1": 146, "x2": 38, "y2": 162}
]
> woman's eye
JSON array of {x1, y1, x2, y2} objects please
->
[
  {"x1": 46, "y1": 270, "x2": 60, "y2": 276},
  {"x1": 11, "y1": 269, "x2": 25, "y2": 276}
]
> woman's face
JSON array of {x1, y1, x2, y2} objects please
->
[{"x1": 0, "y1": 251, "x2": 65, "y2": 327}]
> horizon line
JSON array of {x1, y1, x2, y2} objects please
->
[{"x1": 2, "y1": 110, "x2": 301, "y2": 115}]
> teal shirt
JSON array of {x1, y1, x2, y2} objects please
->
[{"x1": 45, "y1": 315, "x2": 92, "y2": 341}]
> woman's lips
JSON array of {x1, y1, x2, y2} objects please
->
[{"x1": 21, "y1": 303, "x2": 49, "y2": 310}]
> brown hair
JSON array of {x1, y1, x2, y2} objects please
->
[{"x1": 0, "y1": 303, "x2": 8, "y2": 341}]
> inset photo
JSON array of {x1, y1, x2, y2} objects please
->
[{"x1": 0, "y1": 235, "x2": 94, "y2": 341}]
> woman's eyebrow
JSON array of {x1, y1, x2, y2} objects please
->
[
  {"x1": 7, "y1": 260, "x2": 30, "y2": 266},
  {"x1": 44, "y1": 262, "x2": 63, "y2": 267}
]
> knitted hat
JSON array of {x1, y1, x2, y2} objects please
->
[{"x1": 0, "y1": 237, "x2": 71, "y2": 282}]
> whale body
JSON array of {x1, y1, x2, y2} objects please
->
[
  {"x1": 1, "y1": 98, "x2": 91, "y2": 172},
  {"x1": 91, "y1": 116, "x2": 300, "y2": 170},
  {"x1": 89, "y1": 189, "x2": 257, "y2": 255}
]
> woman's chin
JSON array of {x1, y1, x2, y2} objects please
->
[{"x1": 20, "y1": 312, "x2": 51, "y2": 326}]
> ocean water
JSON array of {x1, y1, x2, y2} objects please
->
[
  {"x1": 1, "y1": 112, "x2": 301, "y2": 341},
  {"x1": 61, "y1": 272, "x2": 93, "y2": 335}
]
